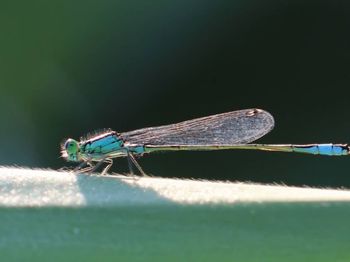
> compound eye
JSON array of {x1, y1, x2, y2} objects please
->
[
  {"x1": 64, "y1": 139, "x2": 79, "y2": 153},
  {"x1": 64, "y1": 140, "x2": 73, "y2": 150}
]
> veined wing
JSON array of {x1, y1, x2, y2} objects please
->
[{"x1": 120, "y1": 109, "x2": 274, "y2": 146}]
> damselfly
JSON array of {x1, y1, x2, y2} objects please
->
[{"x1": 61, "y1": 109, "x2": 349, "y2": 175}]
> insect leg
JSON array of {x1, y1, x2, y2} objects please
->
[
  {"x1": 127, "y1": 154, "x2": 135, "y2": 175},
  {"x1": 73, "y1": 161, "x2": 94, "y2": 173},
  {"x1": 127, "y1": 152, "x2": 147, "y2": 177},
  {"x1": 100, "y1": 158, "x2": 113, "y2": 176}
]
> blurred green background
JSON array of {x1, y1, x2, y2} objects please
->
[{"x1": 1, "y1": 0, "x2": 350, "y2": 187}]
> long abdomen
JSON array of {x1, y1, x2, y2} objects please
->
[
  {"x1": 246, "y1": 143, "x2": 350, "y2": 156},
  {"x1": 144, "y1": 143, "x2": 350, "y2": 156}
]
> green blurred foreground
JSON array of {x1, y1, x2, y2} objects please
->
[
  {"x1": 0, "y1": 167, "x2": 349, "y2": 261},
  {"x1": 1, "y1": 203, "x2": 350, "y2": 262}
]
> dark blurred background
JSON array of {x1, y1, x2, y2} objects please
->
[{"x1": 1, "y1": 0, "x2": 350, "y2": 187}]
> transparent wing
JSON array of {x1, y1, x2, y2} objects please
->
[{"x1": 120, "y1": 109, "x2": 274, "y2": 146}]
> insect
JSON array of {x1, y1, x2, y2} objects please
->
[{"x1": 61, "y1": 108, "x2": 349, "y2": 176}]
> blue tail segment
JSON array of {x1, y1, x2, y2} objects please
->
[{"x1": 293, "y1": 144, "x2": 349, "y2": 156}]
